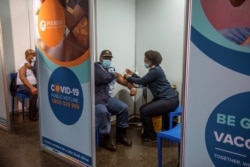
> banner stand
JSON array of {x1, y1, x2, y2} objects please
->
[{"x1": 34, "y1": 0, "x2": 95, "y2": 166}]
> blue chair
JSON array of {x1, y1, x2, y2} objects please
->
[
  {"x1": 157, "y1": 123, "x2": 182, "y2": 167},
  {"x1": 168, "y1": 105, "x2": 182, "y2": 130},
  {"x1": 10, "y1": 73, "x2": 29, "y2": 119},
  {"x1": 164, "y1": 104, "x2": 182, "y2": 146}
]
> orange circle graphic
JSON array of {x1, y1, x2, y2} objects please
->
[{"x1": 38, "y1": 0, "x2": 65, "y2": 47}]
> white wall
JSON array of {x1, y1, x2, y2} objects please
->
[
  {"x1": 96, "y1": 0, "x2": 136, "y2": 115},
  {"x1": 10, "y1": 0, "x2": 35, "y2": 70},
  {"x1": 135, "y1": 0, "x2": 186, "y2": 101},
  {"x1": 96, "y1": 0, "x2": 136, "y2": 77}
]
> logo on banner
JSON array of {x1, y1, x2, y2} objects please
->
[
  {"x1": 48, "y1": 67, "x2": 83, "y2": 125},
  {"x1": 205, "y1": 92, "x2": 250, "y2": 167},
  {"x1": 38, "y1": 0, "x2": 65, "y2": 47},
  {"x1": 39, "y1": 20, "x2": 46, "y2": 31},
  {"x1": 36, "y1": 0, "x2": 90, "y2": 67}
]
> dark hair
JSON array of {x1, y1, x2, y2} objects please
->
[
  {"x1": 25, "y1": 49, "x2": 35, "y2": 58},
  {"x1": 144, "y1": 50, "x2": 162, "y2": 65}
]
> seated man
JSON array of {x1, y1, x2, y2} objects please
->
[
  {"x1": 95, "y1": 50, "x2": 136, "y2": 151},
  {"x1": 16, "y1": 49, "x2": 38, "y2": 121}
]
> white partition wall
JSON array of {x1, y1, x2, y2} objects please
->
[
  {"x1": 0, "y1": 19, "x2": 9, "y2": 131},
  {"x1": 0, "y1": 0, "x2": 16, "y2": 120},
  {"x1": 9, "y1": 0, "x2": 35, "y2": 70}
]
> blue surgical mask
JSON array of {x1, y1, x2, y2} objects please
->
[
  {"x1": 144, "y1": 63, "x2": 149, "y2": 69},
  {"x1": 102, "y1": 59, "x2": 111, "y2": 69}
]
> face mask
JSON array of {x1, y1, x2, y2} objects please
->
[
  {"x1": 32, "y1": 57, "x2": 36, "y2": 62},
  {"x1": 144, "y1": 63, "x2": 149, "y2": 69},
  {"x1": 102, "y1": 59, "x2": 111, "y2": 69}
]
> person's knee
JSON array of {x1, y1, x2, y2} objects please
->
[
  {"x1": 96, "y1": 105, "x2": 111, "y2": 118},
  {"x1": 96, "y1": 111, "x2": 105, "y2": 120},
  {"x1": 121, "y1": 103, "x2": 129, "y2": 112},
  {"x1": 96, "y1": 109, "x2": 109, "y2": 118}
]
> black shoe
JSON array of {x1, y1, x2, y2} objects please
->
[
  {"x1": 141, "y1": 132, "x2": 147, "y2": 139},
  {"x1": 142, "y1": 137, "x2": 157, "y2": 144},
  {"x1": 116, "y1": 127, "x2": 132, "y2": 146},
  {"x1": 117, "y1": 135, "x2": 132, "y2": 146},
  {"x1": 29, "y1": 116, "x2": 38, "y2": 121},
  {"x1": 105, "y1": 143, "x2": 117, "y2": 151},
  {"x1": 103, "y1": 134, "x2": 117, "y2": 151}
]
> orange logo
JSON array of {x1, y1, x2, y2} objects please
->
[
  {"x1": 55, "y1": 84, "x2": 60, "y2": 93},
  {"x1": 38, "y1": 0, "x2": 65, "y2": 47}
]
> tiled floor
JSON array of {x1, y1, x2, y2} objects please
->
[{"x1": 0, "y1": 113, "x2": 179, "y2": 167}]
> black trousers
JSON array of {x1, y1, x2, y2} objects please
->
[{"x1": 140, "y1": 96, "x2": 179, "y2": 139}]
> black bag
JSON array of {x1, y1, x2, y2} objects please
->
[{"x1": 10, "y1": 73, "x2": 17, "y2": 96}]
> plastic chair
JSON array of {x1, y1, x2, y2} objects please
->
[
  {"x1": 164, "y1": 104, "x2": 182, "y2": 145},
  {"x1": 157, "y1": 124, "x2": 182, "y2": 167},
  {"x1": 168, "y1": 105, "x2": 182, "y2": 130},
  {"x1": 10, "y1": 73, "x2": 29, "y2": 119}
]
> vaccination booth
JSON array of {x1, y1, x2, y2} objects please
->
[{"x1": 0, "y1": 0, "x2": 249, "y2": 166}]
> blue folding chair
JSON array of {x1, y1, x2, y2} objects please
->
[
  {"x1": 10, "y1": 73, "x2": 29, "y2": 119},
  {"x1": 157, "y1": 123, "x2": 182, "y2": 167}
]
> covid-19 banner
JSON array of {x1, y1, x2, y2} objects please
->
[
  {"x1": 34, "y1": 0, "x2": 93, "y2": 166},
  {"x1": 183, "y1": 0, "x2": 250, "y2": 166}
]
